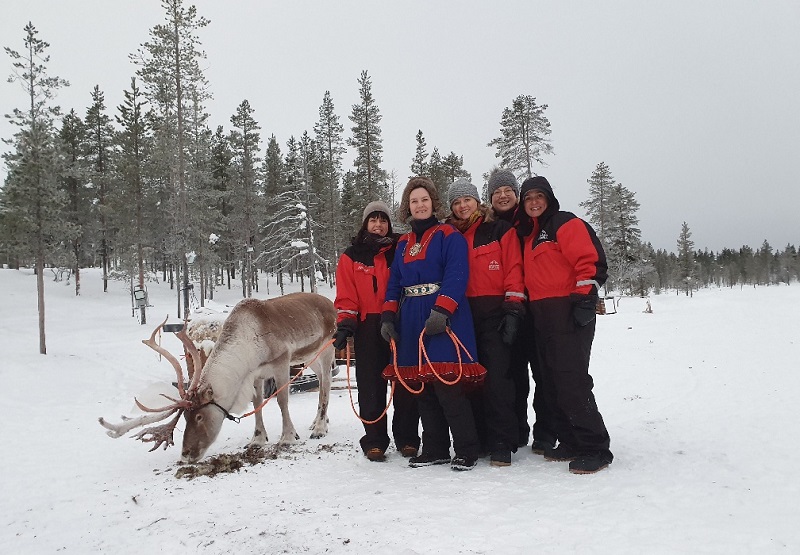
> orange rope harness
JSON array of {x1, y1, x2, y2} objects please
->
[
  {"x1": 238, "y1": 338, "x2": 335, "y2": 419},
  {"x1": 386, "y1": 328, "x2": 477, "y2": 392},
  {"x1": 418, "y1": 328, "x2": 476, "y2": 385},
  {"x1": 344, "y1": 342, "x2": 396, "y2": 424}
]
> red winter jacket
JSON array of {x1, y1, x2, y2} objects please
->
[
  {"x1": 459, "y1": 216, "x2": 525, "y2": 304},
  {"x1": 334, "y1": 240, "x2": 396, "y2": 324},
  {"x1": 522, "y1": 212, "x2": 607, "y2": 301}
]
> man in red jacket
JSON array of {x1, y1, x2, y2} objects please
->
[{"x1": 515, "y1": 176, "x2": 613, "y2": 474}]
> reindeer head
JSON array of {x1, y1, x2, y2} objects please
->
[{"x1": 180, "y1": 386, "x2": 225, "y2": 463}]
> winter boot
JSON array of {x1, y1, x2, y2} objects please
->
[
  {"x1": 365, "y1": 448, "x2": 386, "y2": 462},
  {"x1": 543, "y1": 443, "x2": 579, "y2": 462},
  {"x1": 490, "y1": 450, "x2": 512, "y2": 467},
  {"x1": 531, "y1": 439, "x2": 556, "y2": 456},
  {"x1": 451, "y1": 455, "x2": 478, "y2": 471},
  {"x1": 409, "y1": 453, "x2": 451, "y2": 468},
  {"x1": 569, "y1": 453, "x2": 612, "y2": 474}
]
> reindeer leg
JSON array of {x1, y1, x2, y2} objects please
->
[
  {"x1": 248, "y1": 378, "x2": 268, "y2": 448},
  {"x1": 271, "y1": 360, "x2": 299, "y2": 445},
  {"x1": 309, "y1": 345, "x2": 333, "y2": 439}
]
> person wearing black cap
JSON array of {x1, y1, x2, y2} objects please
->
[
  {"x1": 515, "y1": 176, "x2": 613, "y2": 474},
  {"x1": 445, "y1": 177, "x2": 526, "y2": 467},
  {"x1": 334, "y1": 200, "x2": 420, "y2": 462},
  {"x1": 488, "y1": 168, "x2": 559, "y2": 455}
]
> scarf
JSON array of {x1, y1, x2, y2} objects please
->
[
  {"x1": 362, "y1": 232, "x2": 393, "y2": 252},
  {"x1": 451, "y1": 210, "x2": 482, "y2": 233}
]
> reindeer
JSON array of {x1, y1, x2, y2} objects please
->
[{"x1": 99, "y1": 292, "x2": 337, "y2": 464}]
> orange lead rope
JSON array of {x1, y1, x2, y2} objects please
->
[
  {"x1": 348, "y1": 328, "x2": 479, "y2": 426},
  {"x1": 239, "y1": 337, "x2": 336, "y2": 419},
  {"x1": 345, "y1": 341, "x2": 396, "y2": 424},
  {"x1": 390, "y1": 337, "x2": 425, "y2": 394}
]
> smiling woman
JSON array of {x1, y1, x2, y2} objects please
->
[
  {"x1": 523, "y1": 189, "x2": 548, "y2": 218},
  {"x1": 333, "y1": 199, "x2": 420, "y2": 462},
  {"x1": 381, "y1": 176, "x2": 486, "y2": 472},
  {"x1": 445, "y1": 177, "x2": 526, "y2": 467},
  {"x1": 514, "y1": 175, "x2": 613, "y2": 474}
]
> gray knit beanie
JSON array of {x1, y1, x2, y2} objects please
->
[
  {"x1": 362, "y1": 200, "x2": 392, "y2": 223},
  {"x1": 447, "y1": 178, "x2": 481, "y2": 207},
  {"x1": 487, "y1": 169, "x2": 519, "y2": 198}
]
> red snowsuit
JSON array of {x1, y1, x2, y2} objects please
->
[
  {"x1": 517, "y1": 177, "x2": 613, "y2": 462},
  {"x1": 335, "y1": 238, "x2": 419, "y2": 454},
  {"x1": 455, "y1": 212, "x2": 526, "y2": 454}
]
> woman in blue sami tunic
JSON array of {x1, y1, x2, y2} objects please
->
[{"x1": 380, "y1": 176, "x2": 484, "y2": 471}]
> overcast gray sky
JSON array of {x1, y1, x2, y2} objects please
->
[{"x1": 2, "y1": 0, "x2": 798, "y2": 252}]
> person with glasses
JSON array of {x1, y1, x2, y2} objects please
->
[{"x1": 487, "y1": 169, "x2": 559, "y2": 455}]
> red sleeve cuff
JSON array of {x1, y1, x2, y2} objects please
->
[{"x1": 434, "y1": 295, "x2": 458, "y2": 315}]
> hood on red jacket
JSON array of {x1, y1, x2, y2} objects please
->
[{"x1": 514, "y1": 176, "x2": 560, "y2": 236}]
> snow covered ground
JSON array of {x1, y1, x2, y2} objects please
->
[{"x1": 1, "y1": 267, "x2": 798, "y2": 553}]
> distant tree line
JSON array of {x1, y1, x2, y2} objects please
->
[
  {"x1": 579, "y1": 162, "x2": 799, "y2": 298},
  {"x1": 1, "y1": 2, "x2": 796, "y2": 354}
]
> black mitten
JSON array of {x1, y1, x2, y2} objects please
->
[{"x1": 571, "y1": 294, "x2": 599, "y2": 327}]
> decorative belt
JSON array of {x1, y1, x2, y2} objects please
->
[{"x1": 403, "y1": 283, "x2": 441, "y2": 297}]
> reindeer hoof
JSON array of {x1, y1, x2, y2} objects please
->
[
  {"x1": 277, "y1": 431, "x2": 300, "y2": 446},
  {"x1": 309, "y1": 417, "x2": 329, "y2": 439}
]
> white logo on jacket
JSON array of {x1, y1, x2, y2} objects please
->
[{"x1": 488, "y1": 260, "x2": 500, "y2": 271}]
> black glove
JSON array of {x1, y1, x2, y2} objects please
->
[
  {"x1": 333, "y1": 319, "x2": 356, "y2": 351},
  {"x1": 571, "y1": 294, "x2": 599, "y2": 327},
  {"x1": 424, "y1": 309, "x2": 450, "y2": 336}
]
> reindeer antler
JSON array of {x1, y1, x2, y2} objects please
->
[
  {"x1": 142, "y1": 316, "x2": 188, "y2": 399},
  {"x1": 98, "y1": 410, "x2": 178, "y2": 438},
  {"x1": 99, "y1": 316, "x2": 208, "y2": 451},
  {"x1": 132, "y1": 410, "x2": 184, "y2": 451},
  {"x1": 175, "y1": 324, "x2": 204, "y2": 395}
]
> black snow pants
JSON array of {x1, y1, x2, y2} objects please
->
[
  {"x1": 528, "y1": 297, "x2": 612, "y2": 459},
  {"x1": 509, "y1": 306, "x2": 559, "y2": 447},
  {"x1": 355, "y1": 314, "x2": 420, "y2": 453},
  {"x1": 468, "y1": 297, "x2": 518, "y2": 454},
  {"x1": 417, "y1": 379, "x2": 480, "y2": 459}
]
